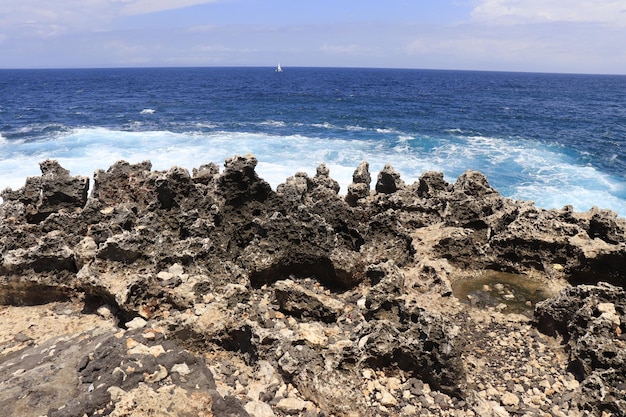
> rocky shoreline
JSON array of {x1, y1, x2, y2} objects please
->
[{"x1": 1, "y1": 155, "x2": 625, "y2": 416}]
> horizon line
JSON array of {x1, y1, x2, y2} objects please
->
[{"x1": 0, "y1": 65, "x2": 625, "y2": 77}]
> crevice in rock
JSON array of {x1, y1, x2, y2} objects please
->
[
  {"x1": 363, "y1": 352, "x2": 462, "y2": 399},
  {"x1": 568, "y1": 252, "x2": 626, "y2": 288},
  {"x1": 168, "y1": 326, "x2": 213, "y2": 352},
  {"x1": 26, "y1": 211, "x2": 53, "y2": 224},
  {"x1": 81, "y1": 287, "x2": 136, "y2": 328},
  {"x1": 0, "y1": 282, "x2": 72, "y2": 306},
  {"x1": 31, "y1": 255, "x2": 79, "y2": 274},
  {"x1": 334, "y1": 221, "x2": 365, "y2": 251},
  {"x1": 213, "y1": 325, "x2": 258, "y2": 364},
  {"x1": 249, "y1": 257, "x2": 353, "y2": 291},
  {"x1": 169, "y1": 325, "x2": 259, "y2": 365}
]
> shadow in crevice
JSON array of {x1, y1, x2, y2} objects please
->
[
  {"x1": 248, "y1": 257, "x2": 357, "y2": 292},
  {"x1": 0, "y1": 282, "x2": 71, "y2": 306},
  {"x1": 81, "y1": 287, "x2": 136, "y2": 328}
]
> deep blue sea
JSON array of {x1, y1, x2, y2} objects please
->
[{"x1": 1, "y1": 67, "x2": 625, "y2": 217}]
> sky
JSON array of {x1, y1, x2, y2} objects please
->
[{"x1": 0, "y1": 0, "x2": 625, "y2": 74}]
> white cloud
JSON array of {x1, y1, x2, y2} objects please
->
[
  {"x1": 320, "y1": 43, "x2": 374, "y2": 55},
  {"x1": 187, "y1": 25, "x2": 219, "y2": 33},
  {"x1": 0, "y1": 0, "x2": 222, "y2": 38},
  {"x1": 403, "y1": 19, "x2": 626, "y2": 74},
  {"x1": 0, "y1": 1, "x2": 116, "y2": 36},
  {"x1": 472, "y1": 0, "x2": 626, "y2": 26},
  {"x1": 119, "y1": 0, "x2": 221, "y2": 16},
  {"x1": 406, "y1": 29, "x2": 536, "y2": 63}
]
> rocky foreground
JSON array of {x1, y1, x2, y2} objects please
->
[{"x1": 0, "y1": 155, "x2": 625, "y2": 417}]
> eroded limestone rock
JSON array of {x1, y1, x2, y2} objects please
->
[
  {"x1": 534, "y1": 282, "x2": 626, "y2": 415},
  {"x1": 1, "y1": 156, "x2": 625, "y2": 416}
]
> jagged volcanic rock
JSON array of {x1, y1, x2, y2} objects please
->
[
  {"x1": 535, "y1": 282, "x2": 626, "y2": 415},
  {"x1": 1, "y1": 155, "x2": 626, "y2": 416}
]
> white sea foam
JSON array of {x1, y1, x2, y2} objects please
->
[
  {"x1": 311, "y1": 122, "x2": 340, "y2": 130},
  {"x1": 259, "y1": 120, "x2": 286, "y2": 127},
  {"x1": 346, "y1": 125, "x2": 368, "y2": 132},
  {"x1": 140, "y1": 109, "x2": 156, "y2": 114},
  {"x1": 375, "y1": 127, "x2": 401, "y2": 134},
  {"x1": 194, "y1": 122, "x2": 219, "y2": 129},
  {"x1": 0, "y1": 127, "x2": 624, "y2": 217},
  {"x1": 512, "y1": 183, "x2": 626, "y2": 215}
]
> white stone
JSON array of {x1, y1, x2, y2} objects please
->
[
  {"x1": 598, "y1": 302, "x2": 621, "y2": 327},
  {"x1": 144, "y1": 364, "x2": 168, "y2": 383},
  {"x1": 96, "y1": 305, "x2": 115, "y2": 320},
  {"x1": 128, "y1": 343, "x2": 165, "y2": 357},
  {"x1": 171, "y1": 363, "x2": 192, "y2": 376},
  {"x1": 244, "y1": 401, "x2": 276, "y2": 417},
  {"x1": 358, "y1": 335, "x2": 370, "y2": 349},
  {"x1": 563, "y1": 376, "x2": 580, "y2": 391},
  {"x1": 598, "y1": 302, "x2": 617, "y2": 314},
  {"x1": 491, "y1": 402, "x2": 511, "y2": 417},
  {"x1": 168, "y1": 263, "x2": 184, "y2": 276},
  {"x1": 401, "y1": 404, "x2": 417, "y2": 415},
  {"x1": 157, "y1": 271, "x2": 174, "y2": 280},
  {"x1": 125, "y1": 317, "x2": 148, "y2": 330},
  {"x1": 386, "y1": 377, "x2": 402, "y2": 391},
  {"x1": 298, "y1": 322, "x2": 328, "y2": 347},
  {"x1": 276, "y1": 397, "x2": 311, "y2": 415},
  {"x1": 379, "y1": 388, "x2": 398, "y2": 407},
  {"x1": 501, "y1": 392, "x2": 520, "y2": 406},
  {"x1": 107, "y1": 386, "x2": 127, "y2": 402}
]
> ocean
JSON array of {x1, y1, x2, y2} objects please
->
[{"x1": 1, "y1": 67, "x2": 625, "y2": 217}]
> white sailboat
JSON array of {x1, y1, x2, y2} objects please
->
[{"x1": 275, "y1": 63, "x2": 283, "y2": 73}]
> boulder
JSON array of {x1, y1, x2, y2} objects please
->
[
  {"x1": 346, "y1": 161, "x2": 371, "y2": 206},
  {"x1": 1, "y1": 160, "x2": 89, "y2": 223},
  {"x1": 534, "y1": 282, "x2": 626, "y2": 415},
  {"x1": 0, "y1": 325, "x2": 245, "y2": 417},
  {"x1": 375, "y1": 163, "x2": 405, "y2": 194},
  {"x1": 219, "y1": 154, "x2": 273, "y2": 205}
]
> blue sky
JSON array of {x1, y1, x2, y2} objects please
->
[{"x1": 1, "y1": 0, "x2": 625, "y2": 74}]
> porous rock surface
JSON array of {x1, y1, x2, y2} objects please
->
[{"x1": 0, "y1": 155, "x2": 625, "y2": 416}]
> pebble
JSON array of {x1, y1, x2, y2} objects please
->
[
  {"x1": 245, "y1": 401, "x2": 277, "y2": 417},
  {"x1": 379, "y1": 388, "x2": 398, "y2": 407},
  {"x1": 171, "y1": 362, "x2": 191, "y2": 376},
  {"x1": 144, "y1": 364, "x2": 168, "y2": 383},
  {"x1": 276, "y1": 397, "x2": 312, "y2": 415},
  {"x1": 500, "y1": 392, "x2": 520, "y2": 406},
  {"x1": 125, "y1": 317, "x2": 148, "y2": 330}
]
